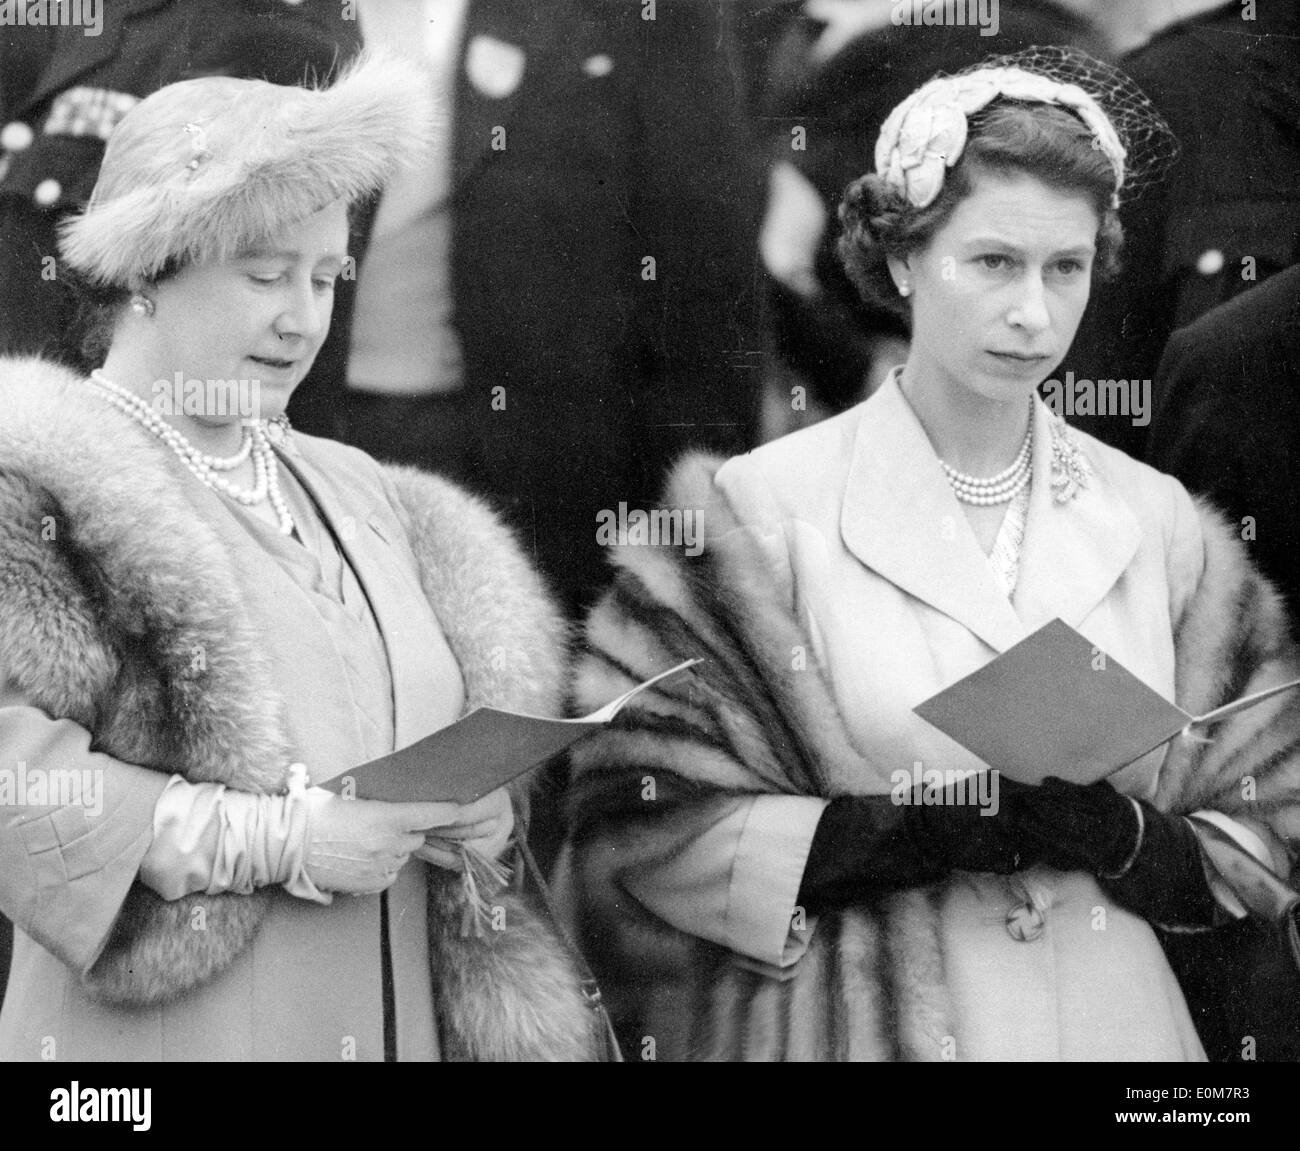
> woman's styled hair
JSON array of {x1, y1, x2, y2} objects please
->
[
  {"x1": 838, "y1": 99, "x2": 1124, "y2": 320},
  {"x1": 67, "y1": 263, "x2": 179, "y2": 365}
]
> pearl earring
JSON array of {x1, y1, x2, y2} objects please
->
[
  {"x1": 898, "y1": 282, "x2": 912, "y2": 298},
  {"x1": 130, "y1": 293, "x2": 155, "y2": 317}
]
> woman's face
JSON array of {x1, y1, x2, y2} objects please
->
[
  {"x1": 891, "y1": 169, "x2": 1099, "y2": 408},
  {"x1": 143, "y1": 199, "x2": 349, "y2": 422}
]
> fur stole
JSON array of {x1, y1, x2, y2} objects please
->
[
  {"x1": 0, "y1": 356, "x2": 598, "y2": 1061},
  {"x1": 562, "y1": 452, "x2": 1300, "y2": 1061}
]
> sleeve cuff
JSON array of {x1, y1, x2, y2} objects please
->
[
  {"x1": 726, "y1": 795, "x2": 828, "y2": 968},
  {"x1": 1190, "y1": 808, "x2": 1279, "y2": 920},
  {"x1": 619, "y1": 794, "x2": 828, "y2": 968}
]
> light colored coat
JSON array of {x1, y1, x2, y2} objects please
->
[
  {"x1": 0, "y1": 357, "x2": 595, "y2": 1061},
  {"x1": 560, "y1": 373, "x2": 1300, "y2": 1061}
]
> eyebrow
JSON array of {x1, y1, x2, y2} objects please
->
[{"x1": 962, "y1": 236, "x2": 1096, "y2": 257}]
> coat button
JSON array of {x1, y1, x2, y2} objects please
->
[
  {"x1": 1, "y1": 121, "x2": 34, "y2": 152},
  {"x1": 1005, "y1": 881, "x2": 1050, "y2": 942},
  {"x1": 1006, "y1": 900, "x2": 1045, "y2": 942},
  {"x1": 33, "y1": 178, "x2": 61, "y2": 206}
]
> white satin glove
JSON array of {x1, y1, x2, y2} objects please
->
[
  {"x1": 140, "y1": 765, "x2": 463, "y2": 903},
  {"x1": 141, "y1": 764, "x2": 330, "y2": 903}
]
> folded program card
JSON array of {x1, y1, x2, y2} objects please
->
[
  {"x1": 321, "y1": 658, "x2": 702, "y2": 804},
  {"x1": 914, "y1": 619, "x2": 1300, "y2": 785}
]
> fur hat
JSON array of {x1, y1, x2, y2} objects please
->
[{"x1": 59, "y1": 52, "x2": 435, "y2": 287}]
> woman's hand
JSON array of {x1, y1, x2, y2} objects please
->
[
  {"x1": 904, "y1": 775, "x2": 1043, "y2": 874},
  {"x1": 414, "y1": 787, "x2": 516, "y2": 872},
  {"x1": 1014, "y1": 776, "x2": 1140, "y2": 876},
  {"x1": 1017, "y1": 777, "x2": 1219, "y2": 927},
  {"x1": 302, "y1": 793, "x2": 460, "y2": 895}
]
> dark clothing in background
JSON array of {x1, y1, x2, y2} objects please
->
[
  {"x1": 730, "y1": 0, "x2": 804, "y2": 119},
  {"x1": 0, "y1": 0, "x2": 359, "y2": 364},
  {"x1": 1060, "y1": 1, "x2": 1300, "y2": 456},
  {"x1": 1146, "y1": 263, "x2": 1300, "y2": 630},
  {"x1": 294, "y1": 0, "x2": 764, "y2": 620}
]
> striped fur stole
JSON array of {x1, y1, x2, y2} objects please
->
[{"x1": 562, "y1": 452, "x2": 1300, "y2": 1061}]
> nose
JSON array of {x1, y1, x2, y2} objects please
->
[
  {"x1": 1006, "y1": 271, "x2": 1050, "y2": 335},
  {"x1": 274, "y1": 276, "x2": 329, "y2": 343}
]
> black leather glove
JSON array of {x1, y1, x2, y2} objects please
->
[
  {"x1": 798, "y1": 778, "x2": 1042, "y2": 916},
  {"x1": 1018, "y1": 777, "x2": 1218, "y2": 928}
]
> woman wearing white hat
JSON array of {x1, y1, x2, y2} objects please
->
[{"x1": 0, "y1": 56, "x2": 597, "y2": 1061}]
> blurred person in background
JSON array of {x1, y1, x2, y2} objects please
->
[
  {"x1": 1055, "y1": 0, "x2": 1300, "y2": 454},
  {"x1": 1142, "y1": 259, "x2": 1300, "y2": 1064},
  {"x1": 1146, "y1": 263, "x2": 1300, "y2": 628},
  {"x1": 292, "y1": 0, "x2": 765, "y2": 622}
]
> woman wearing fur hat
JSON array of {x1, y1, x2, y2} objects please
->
[
  {"x1": 0, "y1": 56, "x2": 598, "y2": 1061},
  {"x1": 560, "y1": 48, "x2": 1300, "y2": 1061}
]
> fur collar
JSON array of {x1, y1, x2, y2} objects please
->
[{"x1": 0, "y1": 356, "x2": 290, "y2": 787}]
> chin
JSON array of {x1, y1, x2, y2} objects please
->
[
  {"x1": 966, "y1": 374, "x2": 1038, "y2": 408},
  {"x1": 251, "y1": 382, "x2": 296, "y2": 423},
  {"x1": 190, "y1": 412, "x2": 247, "y2": 430},
  {"x1": 975, "y1": 360, "x2": 1053, "y2": 400}
]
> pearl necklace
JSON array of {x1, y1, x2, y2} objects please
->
[
  {"x1": 88, "y1": 370, "x2": 295, "y2": 535},
  {"x1": 941, "y1": 420, "x2": 1033, "y2": 507}
]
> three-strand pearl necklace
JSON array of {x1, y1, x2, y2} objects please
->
[
  {"x1": 89, "y1": 370, "x2": 295, "y2": 535},
  {"x1": 940, "y1": 420, "x2": 1033, "y2": 506}
]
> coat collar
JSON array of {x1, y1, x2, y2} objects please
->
[{"x1": 840, "y1": 370, "x2": 1140, "y2": 653}]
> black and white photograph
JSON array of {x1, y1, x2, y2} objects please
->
[{"x1": 0, "y1": 0, "x2": 1296, "y2": 1119}]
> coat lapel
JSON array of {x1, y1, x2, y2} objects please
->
[
  {"x1": 840, "y1": 376, "x2": 1026, "y2": 653},
  {"x1": 840, "y1": 375, "x2": 1141, "y2": 652},
  {"x1": 1012, "y1": 399, "x2": 1141, "y2": 633}
]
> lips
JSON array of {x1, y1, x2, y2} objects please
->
[
  {"x1": 989, "y1": 351, "x2": 1049, "y2": 362},
  {"x1": 247, "y1": 355, "x2": 297, "y2": 371}
]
